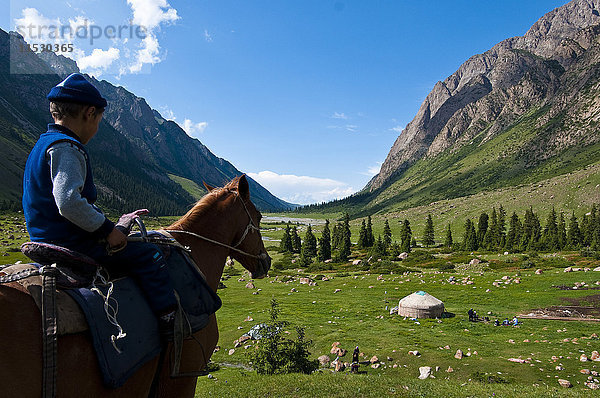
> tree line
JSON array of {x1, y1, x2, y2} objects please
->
[{"x1": 279, "y1": 204, "x2": 600, "y2": 265}]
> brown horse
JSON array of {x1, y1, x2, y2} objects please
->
[{"x1": 0, "y1": 175, "x2": 271, "y2": 398}]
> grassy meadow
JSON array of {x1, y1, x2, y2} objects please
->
[{"x1": 2, "y1": 212, "x2": 599, "y2": 397}]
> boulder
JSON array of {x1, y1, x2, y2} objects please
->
[
  {"x1": 228, "y1": 349, "x2": 235, "y2": 355},
  {"x1": 591, "y1": 351, "x2": 599, "y2": 361},
  {"x1": 586, "y1": 382, "x2": 599, "y2": 390},
  {"x1": 558, "y1": 379, "x2": 572, "y2": 388},
  {"x1": 564, "y1": 267, "x2": 573, "y2": 273},
  {"x1": 469, "y1": 259, "x2": 481, "y2": 266},
  {"x1": 299, "y1": 277, "x2": 311, "y2": 284},
  {"x1": 454, "y1": 349, "x2": 463, "y2": 359},
  {"x1": 398, "y1": 252, "x2": 409, "y2": 260},
  {"x1": 245, "y1": 282, "x2": 255, "y2": 289},
  {"x1": 535, "y1": 269, "x2": 543, "y2": 274},
  {"x1": 418, "y1": 366, "x2": 432, "y2": 379},
  {"x1": 371, "y1": 363, "x2": 381, "y2": 369},
  {"x1": 580, "y1": 354, "x2": 589, "y2": 362},
  {"x1": 370, "y1": 355, "x2": 379, "y2": 364},
  {"x1": 352, "y1": 259, "x2": 362, "y2": 265}
]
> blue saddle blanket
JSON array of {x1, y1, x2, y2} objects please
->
[{"x1": 65, "y1": 232, "x2": 222, "y2": 388}]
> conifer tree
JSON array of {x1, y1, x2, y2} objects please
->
[
  {"x1": 399, "y1": 219, "x2": 412, "y2": 253},
  {"x1": 505, "y1": 212, "x2": 521, "y2": 252},
  {"x1": 366, "y1": 215, "x2": 375, "y2": 247},
  {"x1": 318, "y1": 220, "x2": 332, "y2": 262},
  {"x1": 444, "y1": 224, "x2": 453, "y2": 248},
  {"x1": 383, "y1": 219, "x2": 392, "y2": 249},
  {"x1": 483, "y1": 208, "x2": 498, "y2": 250},
  {"x1": 300, "y1": 225, "x2": 317, "y2": 264},
  {"x1": 542, "y1": 207, "x2": 559, "y2": 251},
  {"x1": 567, "y1": 212, "x2": 583, "y2": 249},
  {"x1": 557, "y1": 211, "x2": 567, "y2": 250},
  {"x1": 423, "y1": 214, "x2": 435, "y2": 247},
  {"x1": 371, "y1": 235, "x2": 387, "y2": 258},
  {"x1": 331, "y1": 223, "x2": 341, "y2": 250},
  {"x1": 358, "y1": 220, "x2": 368, "y2": 249},
  {"x1": 463, "y1": 219, "x2": 478, "y2": 251},
  {"x1": 476, "y1": 212, "x2": 489, "y2": 248},
  {"x1": 592, "y1": 204, "x2": 600, "y2": 251},
  {"x1": 280, "y1": 224, "x2": 293, "y2": 253},
  {"x1": 498, "y1": 205, "x2": 507, "y2": 248},
  {"x1": 291, "y1": 226, "x2": 302, "y2": 254}
]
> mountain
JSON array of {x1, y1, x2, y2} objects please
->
[
  {"x1": 327, "y1": 0, "x2": 600, "y2": 216},
  {"x1": 0, "y1": 28, "x2": 295, "y2": 213}
]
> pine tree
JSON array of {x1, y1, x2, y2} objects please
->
[
  {"x1": 567, "y1": 212, "x2": 583, "y2": 249},
  {"x1": 400, "y1": 219, "x2": 412, "y2": 253},
  {"x1": 331, "y1": 223, "x2": 341, "y2": 250},
  {"x1": 463, "y1": 219, "x2": 478, "y2": 251},
  {"x1": 444, "y1": 224, "x2": 453, "y2": 248},
  {"x1": 371, "y1": 235, "x2": 387, "y2": 258},
  {"x1": 498, "y1": 205, "x2": 507, "y2": 248},
  {"x1": 592, "y1": 204, "x2": 600, "y2": 251},
  {"x1": 383, "y1": 219, "x2": 392, "y2": 249},
  {"x1": 300, "y1": 225, "x2": 317, "y2": 265},
  {"x1": 520, "y1": 207, "x2": 541, "y2": 251},
  {"x1": 557, "y1": 211, "x2": 567, "y2": 250},
  {"x1": 291, "y1": 226, "x2": 302, "y2": 254},
  {"x1": 423, "y1": 214, "x2": 435, "y2": 247},
  {"x1": 542, "y1": 207, "x2": 559, "y2": 251},
  {"x1": 358, "y1": 220, "x2": 368, "y2": 249},
  {"x1": 483, "y1": 208, "x2": 498, "y2": 250},
  {"x1": 476, "y1": 212, "x2": 489, "y2": 248},
  {"x1": 366, "y1": 215, "x2": 375, "y2": 247},
  {"x1": 318, "y1": 220, "x2": 332, "y2": 262},
  {"x1": 505, "y1": 212, "x2": 521, "y2": 252},
  {"x1": 279, "y1": 224, "x2": 293, "y2": 253}
]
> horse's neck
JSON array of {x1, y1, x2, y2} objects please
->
[{"x1": 169, "y1": 205, "x2": 238, "y2": 292}]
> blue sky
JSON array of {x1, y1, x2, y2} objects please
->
[{"x1": 4, "y1": 0, "x2": 570, "y2": 204}]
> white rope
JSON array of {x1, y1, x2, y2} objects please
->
[{"x1": 90, "y1": 268, "x2": 126, "y2": 353}]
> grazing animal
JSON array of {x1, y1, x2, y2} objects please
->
[{"x1": 0, "y1": 175, "x2": 271, "y2": 398}]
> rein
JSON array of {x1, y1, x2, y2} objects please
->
[{"x1": 166, "y1": 190, "x2": 264, "y2": 260}]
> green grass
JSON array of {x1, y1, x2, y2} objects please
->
[
  {"x1": 198, "y1": 259, "x2": 600, "y2": 397},
  {"x1": 168, "y1": 173, "x2": 207, "y2": 201}
]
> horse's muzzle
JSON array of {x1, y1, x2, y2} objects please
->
[{"x1": 251, "y1": 252, "x2": 271, "y2": 279}]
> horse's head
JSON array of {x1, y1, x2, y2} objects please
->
[{"x1": 205, "y1": 175, "x2": 271, "y2": 279}]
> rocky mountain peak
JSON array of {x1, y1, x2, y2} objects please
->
[{"x1": 369, "y1": 0, "x2": 600, "y2": 192}]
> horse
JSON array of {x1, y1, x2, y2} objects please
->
[{"x1": 0, "y1": 174, "x2": 271, "y2": 398}]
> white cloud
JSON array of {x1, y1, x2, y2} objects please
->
[
  {"x1": 345, "y1": 124, "x2": 358, "y2": 132},
  {"x1": 247, "y1": 170, "x2": 355, "y2": 205},
  {"x1": 128, "y1": 34, "x2": 161, "y2": 73},
  {"x1": 14, "y1": 8, "x2": 63, "y2": 44},
  {"x1": 204, "y1": 29, "x2": 213, "y2": 42},
  {"x1": 126, "y1": 0, "x2": 179, "y2": 74},
  {"x1": 182, "y1": 119, "x2": 208, "y2": 136},
  {"x1": 390, "y1": 125, "x2": 404, "y2": 133},
  {"x1": 127, "y1": 0, "x2": 179, "y2": 29},
  {"x1": 331, "y1": 112, "x2": 347, "y2": 119},
  {"x1": 78, "y1": 47, "x2": 120, "y2": 74}
]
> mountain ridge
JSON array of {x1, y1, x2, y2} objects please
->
[
  {"x1": 369, "y1": 0, "x2": 600, "y2": 192},
  {"x1": 0, "y1": 28, "x2": 295, "y2": 213}
]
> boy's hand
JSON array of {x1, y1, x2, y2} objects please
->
[{"x1": 107, "y1": 227, "x2": 127, "y2": 251}]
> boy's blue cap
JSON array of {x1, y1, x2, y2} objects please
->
[{"x1": 47, "y1": 73, "x2": 107, "y2": 108}]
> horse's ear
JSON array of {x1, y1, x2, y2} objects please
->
[
  {"x1": 238, "y1": 174, "x2": 250, "y2": 200},
  {"x1": 203, "y1": 181, "x2": 216, "y2": 192}
]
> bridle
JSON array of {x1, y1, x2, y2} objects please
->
[{"x1": 166, "y1": 189, "x2": 266, "y2": 260}]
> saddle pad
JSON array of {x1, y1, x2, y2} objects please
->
[
  {"x1": 65, "y1": 231, "x2": 222, "y2": 388},
  {"x1": 1, "y1": 263, "x2": 87, "y2": 335}
]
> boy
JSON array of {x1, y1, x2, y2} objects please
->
[{"x1": 22, "y1": 73, "x2": 177, "y2": 335}]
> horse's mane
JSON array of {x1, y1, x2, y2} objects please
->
[{"x1": 167, "y1": 179, "x2": 241, "y2": 231}]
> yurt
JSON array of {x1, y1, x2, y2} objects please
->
[{"x1": 397, "y1": 291, "x2": 444, "y2": 318}]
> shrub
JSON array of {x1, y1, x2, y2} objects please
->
[{"x1": 247, "y1": 299, "x2": 319, "y2": 375}]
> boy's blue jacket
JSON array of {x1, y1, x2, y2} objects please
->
[{"x1": 23, "y1": 123, "x2": 111, "y2": 246}]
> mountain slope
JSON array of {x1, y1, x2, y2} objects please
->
[
  {"x1": 332, "y1": 0, "x2": 600, "y2": 217},
  {"x1": 0, "y1": 29, "x2": 294, "y2": 213}
]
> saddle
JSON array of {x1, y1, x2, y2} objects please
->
[{"x1": 0, "y1": 233, "x2": 221, "y2": 393}]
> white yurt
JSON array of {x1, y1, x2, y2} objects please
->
[{"x1": 397, "y1": 291, "x2": 444, "y2": 318}]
